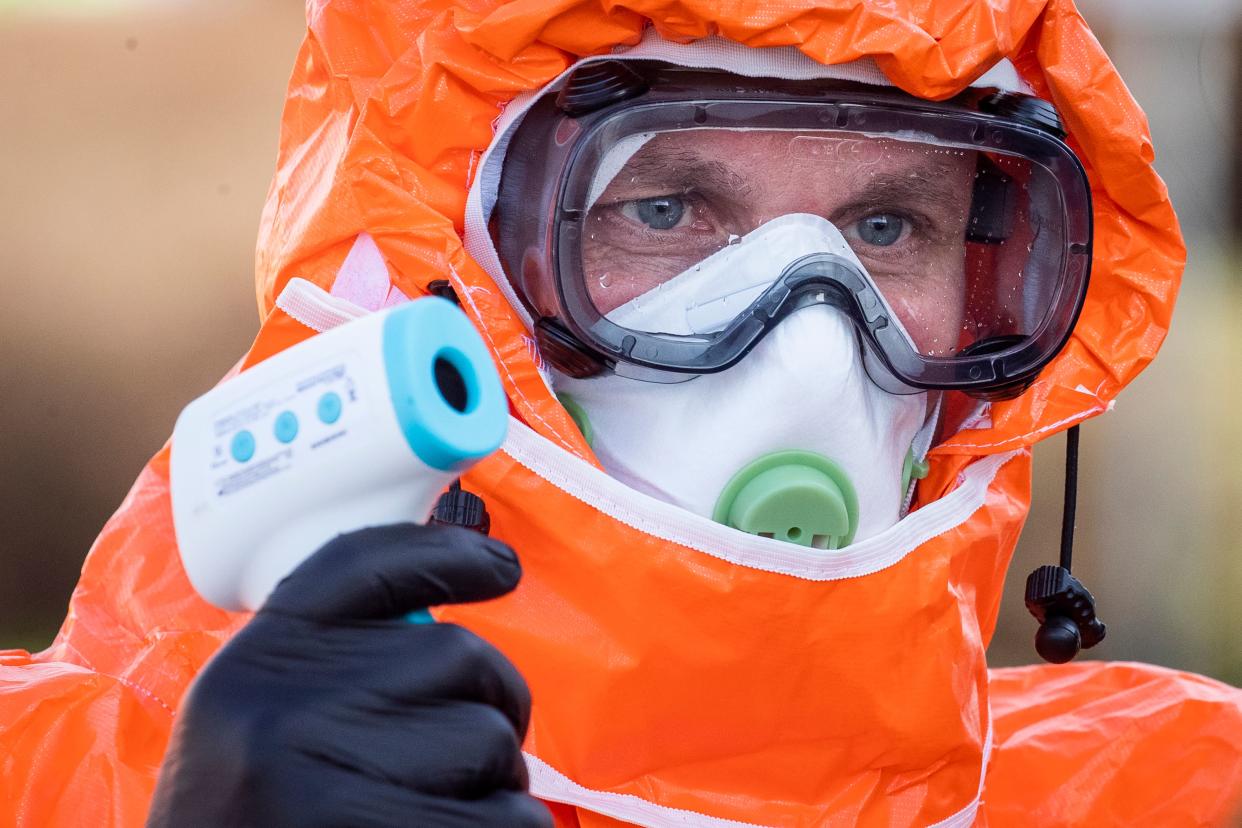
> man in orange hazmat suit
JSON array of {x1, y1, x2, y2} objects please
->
[{"x1": 3, "y1": 0, "x2": 1242, "y2": 825}]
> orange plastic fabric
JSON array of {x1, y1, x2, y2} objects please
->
[
  {"x1": 3, "y1": 0, "x2": 1241, "y2": 825},
  {"x1": 437, "y1": 446, "x2": 1028, "y2": 825}
]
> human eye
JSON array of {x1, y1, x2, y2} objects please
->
[
  {"x1": 853, "y1": 212, "x2": 909, "y2": 247},
  {"x1": 837, "y1": 206, "x2": 951, "y2": 287},
  {"x1": 617, "y1": 195, "x2": 693, "y2": 231}
]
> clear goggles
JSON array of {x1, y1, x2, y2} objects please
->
[{"x1": 494, "y1": 65, "x2": 1093, "y2": 397}]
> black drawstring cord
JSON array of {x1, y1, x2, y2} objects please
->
[
  {"x1": 1059, "y1": 425, "x2": 1079, "y2": 572},
  {"x1": 1024, "y1": 424, "x2": 1106, "y2": 663}
]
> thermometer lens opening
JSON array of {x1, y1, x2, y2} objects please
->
[{"x1": 433, "y1": 351, "x2": 471, "y2": 414}]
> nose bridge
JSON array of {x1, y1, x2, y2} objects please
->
[
  {"x1": 758, "y1": 299, "x2": 922, "y2": 401},
  {"x1": 729, "y1": 231, "x2": 875, "y2": 371},
  {"x1": 753, "y1": 192, "x2": 840, "y2": 230},
  {"x1": 774, "y1": 248, "x2": 872, "y2": 316},
  {"x1": 741, "y1": 135, "x2": 857, "y2": 229},
  {"x1": 765, "y1": 299, "x2": 860, "y2": 366},
  {"x1": 752, "y1": 256, "x2": 915, "y2": 394}
]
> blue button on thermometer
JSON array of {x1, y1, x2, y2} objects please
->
[
  {"x1": 317, "y1": 391, "x2": 343, "y2": 424},
  {"x1": 274, "y1": 410, "x2": 299, "y2": 443},
  {"x1": 230, "y1": 430, "x2": 256, "y2": 463}
]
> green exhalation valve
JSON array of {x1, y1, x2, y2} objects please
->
[{"x1": 713, "y1": 451, "x2": 859, "y2": 550}]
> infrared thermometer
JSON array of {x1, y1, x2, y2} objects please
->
[{"x1": 170, "y1": 297, "x2": 508, "y2": 612}]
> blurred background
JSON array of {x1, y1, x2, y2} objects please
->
[{"x1": 1, "y1": 0, "x2": 1239, "y2": 683}]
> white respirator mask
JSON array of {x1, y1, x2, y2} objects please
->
[{"x1": 552, "y1": 214, "x2": 938, "y2": 548}]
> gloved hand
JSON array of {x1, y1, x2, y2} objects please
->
[{"x1": 147, "y1": 523, "x2": 551, "y2": 828}]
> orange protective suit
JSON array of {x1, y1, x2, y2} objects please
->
[{"x1": 3, "y1": 0, "x2": 1241, "y2": 825}]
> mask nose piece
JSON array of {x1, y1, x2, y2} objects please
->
[{"x1": 712, "y1": 451, "x2": 859, "y2": 549}]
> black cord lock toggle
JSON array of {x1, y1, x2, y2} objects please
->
[
  {"x1": 1023, "y1": 426, "x2": 1108, "y2": 663},
  {"x1": 1024, "y1": 564, "x2": 1106, "y2": 664},
  {"x1": 429, "y1": 480, "x2": 492, "y2": 536}
]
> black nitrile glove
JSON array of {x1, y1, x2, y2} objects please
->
[{"x1": 148, "y1": 523, "x2": 551, "y2": 828}]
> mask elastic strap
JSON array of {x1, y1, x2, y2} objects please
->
[
  {"x1": 901, "y1": 392, "x2": 942, "y2": 515},
  {"x1": 1023, "y1": 424, "x2": 1108, "y2": 663}
]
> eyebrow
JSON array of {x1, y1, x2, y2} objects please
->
[
  {"x1": 831, "y1": 171, "x2": 967, "y2": 216},
  {"x1": 603, "y1": 138, "x2": 969, "y2": 216},
  {"x1": 612, "y1": 148, "x2": 754, "y2": 197}
]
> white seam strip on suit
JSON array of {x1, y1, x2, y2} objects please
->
[
  {"x1": 502, "y1": 413, "x2": 1018, "y2": 581},
  {"x1": 525, "y1": 754, "x2": 769, "y2": 828},
  {"x1": 524, "y1": 717, "x2": 992, "y2": 828}
]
